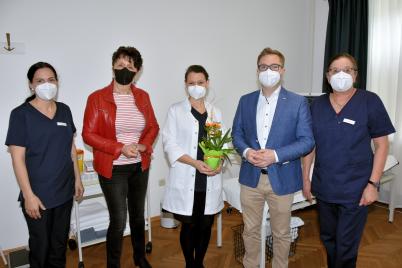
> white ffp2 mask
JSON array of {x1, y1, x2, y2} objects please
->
[
  {"x1": 35, "y1": 82, "x2": 58, "y2": 100},
  {"x1": 187, "y1": 85, "x2": 206, "y2": 100},
  {"x1": 258, "y1": 69, "x2": 281, "y2": 88},
  {"x1": 330, "y1": 71, "x2": 353, "y2": 92}
]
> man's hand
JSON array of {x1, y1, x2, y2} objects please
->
[
  {"x1": 246, "y1": 149, "x2": 260, "y2": 165},
  {"x1": 253, "y1": 149, "x2": 276, "y2": 168}
]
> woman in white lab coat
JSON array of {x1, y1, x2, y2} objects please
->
[{"x1": 162, "y1": 65, "x2": 224, "y2": 268}]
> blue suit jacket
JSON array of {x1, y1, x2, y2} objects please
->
[{"x1": 232, "y1": 88, "x2": 314, "y2": 195}]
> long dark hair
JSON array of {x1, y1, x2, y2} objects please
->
[{"x1": 25, "y1": 62, "x2": 58, "y2": 103}]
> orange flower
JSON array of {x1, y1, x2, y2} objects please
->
[
  {"x1": 205, "y1": 122, "x2": 221, "y2": 128},
  {"x1": 199, "y1": 121, "x2": 235, "y2": 169}
]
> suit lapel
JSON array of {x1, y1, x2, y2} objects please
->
[
  {"x1": 266, "y1": 88, "x2": 287, "y2": 147},
  {"x1": 250, "y1": 91, "x2": 259, "y2": 142}
]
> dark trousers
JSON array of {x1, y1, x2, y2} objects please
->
[
  {"x1": 317, "y1": 199, "x2": 368, "y2": 268},
  {"x1": 175, "y1": 191, "x2": 215, "y2": 268},
  {"x1": 99, "y1": 163, "x2": 149, "y2": 268},
  {"x1": 22, "y1": 199, "x2": 73, "y2": 268}
]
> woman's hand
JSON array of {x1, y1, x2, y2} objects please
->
[
  {"x1": 9, "y1": 145, "x2": 45, "y2": 219},
  {"x1": 24, "y1": 193, "x2": 46, "y2": 219},
  {"x1": 122, "y1": 144, "x2": 138, "y2": 158},
  {"x1": 211, "y1": 161, "x2": 223, "y2": 176},
  {"x1": 75, "y1": 179, "x2": 84, "y2": 200},
  {"x1": 302, "y1": 178, "x2": 313, "y2": 203},
  {"x1": 193, "y1": 160, "x2": 215, "y2": 176},
  {"x1": 359, "y1": 184, "x2": 379, "y2": 206},
  {"x1": 122, "y1": 143, "x2": 146, "y2": 158},
  {"x1": 135, "y1": 143, "x2": 146, "y2": 152},
  {"x1": 302, "y1": 150, "x2": 315, "y2": 203}
]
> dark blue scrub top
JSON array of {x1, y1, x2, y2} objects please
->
[
  {"x1": 310, "y1": 89, "x2": 395, "y2": 203},
  {"x1": 5, "y1": 102, "x2": 76, "y2": 209}
]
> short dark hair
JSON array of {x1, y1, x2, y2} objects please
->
[
  {"x1": 326, "y1": 52, "x2": 358, "y2": 71},
  {"x1": 184, "y1": 65, "x2": 209, "y2": 81},
  {"x1": 25, "y1": 62, "x2": 58, "y2": 103},
  {"x1": 112, "y1": 46, "x2": 143, "y2": 70},
  {"x1": 324, "y1": 52, "x2": 359, "y2": 93},
  {"x1": 257, "y1": 47, "x2": 285, "y2": 66}
]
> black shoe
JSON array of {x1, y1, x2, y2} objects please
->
[
  {"x1": 186, "y1": 262, "x2": 204, "y2": 268},
  {"x1": 134, "y1": 257, "x2": 152, "y2": 268}
]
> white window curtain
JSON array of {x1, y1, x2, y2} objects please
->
[{"x1": 367, "y1": 0, "x2": 402, "y2": 208}]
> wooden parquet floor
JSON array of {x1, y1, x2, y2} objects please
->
[{"x1": 1, "y1": 203, "x2": 402, "y2": 268}]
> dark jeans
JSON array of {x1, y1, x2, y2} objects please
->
[
  {"x1": 317, "y1": 199, "x2": 368, "y2": 268},
  {"x1": 99, "y1": 163, "x2": 149, "y2": 268},
  {"x1": 22, "y1": 199, "x2": 73, "y2": 268}
]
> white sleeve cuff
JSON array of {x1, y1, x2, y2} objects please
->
[{"x1": 243, "y1": 148, "x2": 250, "y2": 159}]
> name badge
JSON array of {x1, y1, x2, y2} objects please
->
[
  {"x1": 57, "y1": 122, "x2": 67, "y2": 126},
  {"x1": 343, "y1": 118, "x2": 355, "y2": 125}
]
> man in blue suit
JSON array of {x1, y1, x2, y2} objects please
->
[{"x1": 232, "y1": 47, "x2": 314, "y2": 268}]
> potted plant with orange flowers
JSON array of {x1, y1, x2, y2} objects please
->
[{"x1": 199, "y1": 121, "x2": 235, "y2": 170}]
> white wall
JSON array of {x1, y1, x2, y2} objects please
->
[
  {"x1": 0, "y1": 0, "x2": 327, "y2": 249},
  {"x1": 311, "y1": 0, "x2": 330, "y2": 93}
]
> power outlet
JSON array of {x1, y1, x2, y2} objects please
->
[{"x1": 159, "y1": 179, "x2": 166, "y2": 187}]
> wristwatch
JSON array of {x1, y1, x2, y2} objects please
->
[{"x1": 368, "y1": 180, "x2": 380, "y2": 191}]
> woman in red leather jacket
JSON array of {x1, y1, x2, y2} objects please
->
[{"x1": 82, "y1": 46, "x2": 159, "y2": 268}]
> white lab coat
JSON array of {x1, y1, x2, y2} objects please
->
[{"x1": 162, "y1": 99, "x2": 224, "y2": 216}]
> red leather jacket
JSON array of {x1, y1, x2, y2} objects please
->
[{"x1": 82, "y1": 82, "x2": 159, "y2": 178}]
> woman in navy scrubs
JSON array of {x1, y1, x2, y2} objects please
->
[
  {"x1": 302, "y1": 53, "x2": 395, "y2": 268},
  {"x1": 5, "y1": 62, "x2": 84, "y2": 268}
]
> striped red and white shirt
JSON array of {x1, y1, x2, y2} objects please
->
[{"x1": 113, "y1": 93, "x2": 145, "y2": 165}]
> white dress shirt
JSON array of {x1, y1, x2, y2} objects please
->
[{"x1": 243, "y1": 86, "x2": 280, "y2": 163}]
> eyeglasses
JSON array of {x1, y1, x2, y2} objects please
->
[
  {"x1": 327, "y1": 67, "x2": 357, "y2": 75},
  {"x1": 258, "y1": 64, "x2": 282, "y2": 72}
]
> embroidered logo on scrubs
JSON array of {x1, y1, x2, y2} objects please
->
[
  {"x1": 57, "y1": 122, "x2": 67, "y2": 126},
  {"x1": 343, "y1": 118, "x2": 355, "y2": 125}
]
